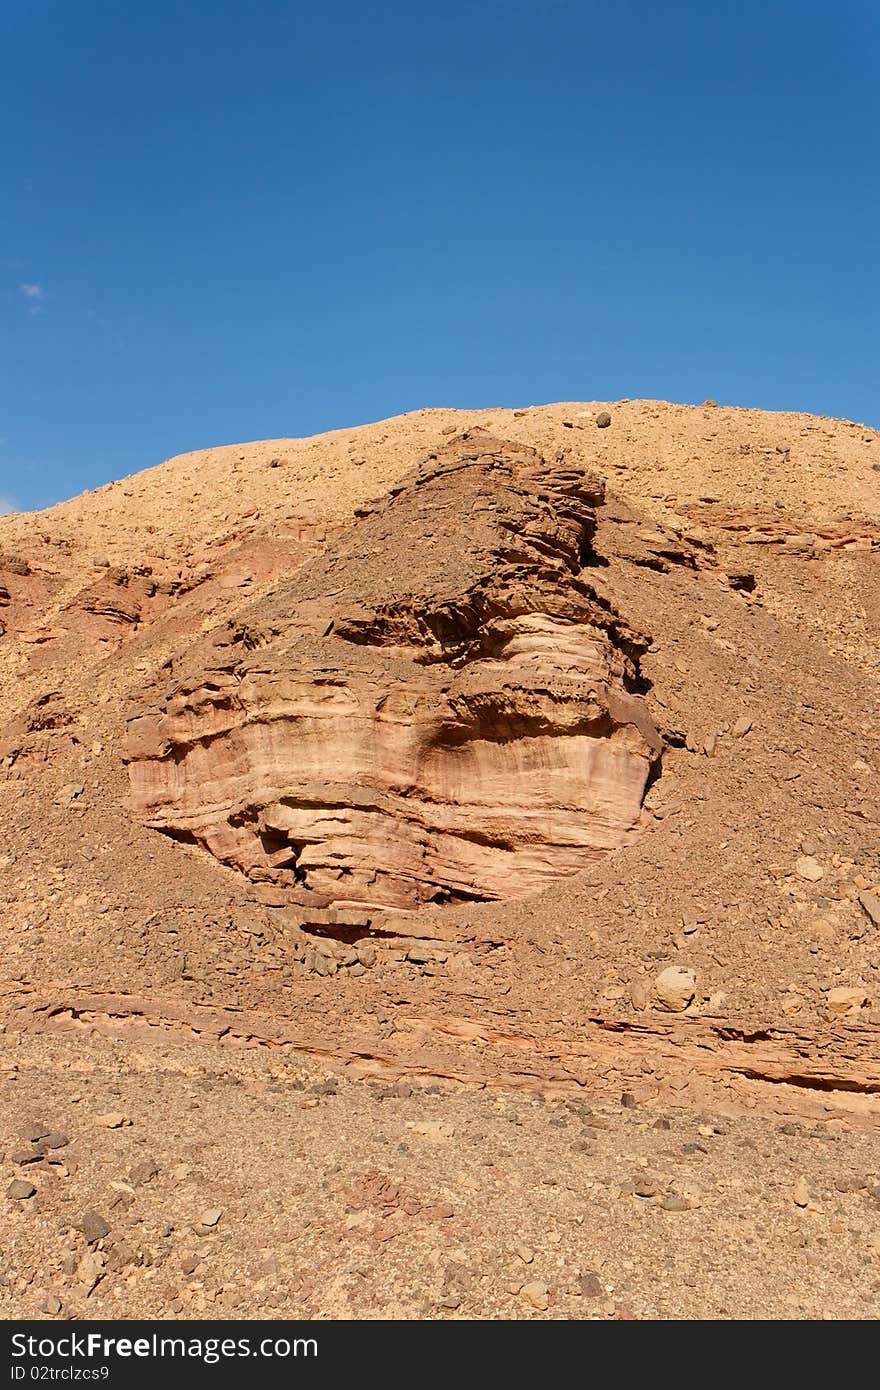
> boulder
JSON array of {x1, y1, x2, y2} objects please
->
[{"x1": 655, "y1": 966, "x2": 697, "y2": 1012}]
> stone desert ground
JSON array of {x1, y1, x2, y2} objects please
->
[{"x1": 0, "y1": 399, "x2": 878, "y2": 1320}]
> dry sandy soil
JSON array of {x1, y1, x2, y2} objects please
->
[{"x1": 1, "y1": 399, "x2": 878, "y2": 1321}]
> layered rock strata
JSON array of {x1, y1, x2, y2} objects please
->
[{"x1": 126, "y1": 434, "x2": 664, "y2": 908}]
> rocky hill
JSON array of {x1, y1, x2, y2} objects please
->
[{"x1": 1, "y1": 400, "x2": 878, "y2": 1320}]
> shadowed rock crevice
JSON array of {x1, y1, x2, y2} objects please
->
[{"x1": 126, "y1": 434, "x2": 666, "y2": 909}]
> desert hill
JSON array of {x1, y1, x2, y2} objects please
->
[{"x1": 1, "y1": 400, "x2": 878, "y2": 1320}]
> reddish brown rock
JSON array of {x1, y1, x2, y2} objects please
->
[{"x1": 126, "y1": 436, "x2": 663, "y2": 909}]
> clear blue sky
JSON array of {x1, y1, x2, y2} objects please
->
[{"x1": 2, "y1": 1, "x2": 877, "y2": 512}]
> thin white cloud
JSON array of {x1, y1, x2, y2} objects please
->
[
  {"x1": 0, "y1": 496, "x2": 18, "y2": 516},
  {"x1": 18, "y1": 283, "x2": 44, "y2": 301}
]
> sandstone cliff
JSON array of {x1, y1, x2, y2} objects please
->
[{"x1": 125, "y1": 433, "x2": 671, "y2": 908}]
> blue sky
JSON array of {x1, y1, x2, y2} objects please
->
[{"x1": 2, "y1": 1, "x2": 877, "y2": 512}]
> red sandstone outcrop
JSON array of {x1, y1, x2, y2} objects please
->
[{"x1": 126, "y1": 434, "x2": 668, "y2": 909}]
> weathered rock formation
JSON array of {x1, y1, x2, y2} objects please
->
[{"x1": 126, "y1": 434, "x2": 665, "y2": 909}]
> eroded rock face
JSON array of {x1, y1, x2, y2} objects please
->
[{"x1": 126, "y1": 434, "x2": 664, "y2": 908}]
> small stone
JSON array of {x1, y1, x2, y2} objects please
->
[
  {"x1": 43, "y1": 1293, "x2": 62, "y2": 1315},
  {"x1": 520, "y1": 1280, "x2": 550, "y2": 1311},
  {"x1": 834, "y1": 1175, "x2": 866, "y2": 1193},
  {"x1": 595, "y1": 411, "x2": 612, "y2": 429},
  {"x1": 426, "y1": 1202, "x2": 455, "y2": 1220},
  {"x1": 95, "y1": 1112, "x2": 129, "y2": 1129},
  {"x1": 629, "y1": 981, "x2": 648, "y2": 1010},
  {"x1": 22, "y1": 1122, "x2": 51, "y2": 1142},
  {"x1": 311, "y1": 1080, "x2": 338, "y2": 1096},
  {"x1": 42, "y1": 1132, "x2": 70, "y2": 1150},
  {"x1": 105, "y1": 1241, "x2": 138, "y2": 1273},
  {"x1": 578, "y1": 1271, "x2": 603, "y2": 1297},
  {"x1": 655, "y1": 966, "x2": 697, "y2": 1012},
  {"x1": 446, "y1": 951, "x2": 473, "y2": 973},
  {"x1": 7, "y1": 1179, "x2": 36, "y2": 1200},
  {"x1": 407, "y1": 1119, "x2": 454, "y2": 1141},
  {"x1": 11, "y1": 1145, "x2": 45, "y2": 1164},
  {"x1": 130, "y1": 1159, "x2": 159, "y2": 1185},
  {"x1": 795, "y1": 856, "x2": 824, "y2": 882},
  {"x1": 731, "y1": 715, "x2": 752, "y2": 738},
  {"x1": 514, "y1": 1243, "x2": 534, "y2": 1264},
  {"x1": 793, "y1": 1176, "x2": 810, "y2": 1207},
  {"x1": 811, "y1": 918, "x2": 835, "y2": 943},
  {"x1": 438, "y1": 1293, "x2": 461, "y2": 1309},
  {"x1": 199, "y1": 1208, "x2": 223, "y2": 1228},
  {"x1": 634, "y1": 1180, "x2": 657, "y2": 1199},
  {"x1": 661, "y1": 1194, "x2": 689, "y2": 1212},
  {"x1": 77, "y1": 1252, "x2": 104, "y2": 1295},
  {"x1": 620, "y1": 1091, "x2": 638, "y2": 1109},
  {"x1": 857, "y1": 891, "x2": 880, "y2": 927},
  {"x1": 76, "y1": 1210, "x2": 111, "y2": 1243},
  {"x1": 406, "y1": 944, "x2": 434, "y2": 964},
  {"x1": 827, "y1": 986, "x2": 867, "y2": 1016}
]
